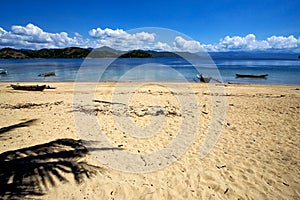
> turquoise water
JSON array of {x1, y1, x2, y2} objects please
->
[{"x1": 0, "y1": 57, "x2": 299, "y2": 85}]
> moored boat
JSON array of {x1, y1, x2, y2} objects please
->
[
  {"x1": 11, "y1": 84, "x2": 46, "y2": 91},
  {"x1": 235, "y1": 74, "x2": 268, "y2": 78},
  {"x1": 0, "y1": 69, "x2": 8, "y2": 75},
  {"x1": 38, "y1": 71, "x2": 56, "y2": 77},
  {"x1": 197, "y1": 74, "x2": 212, "y2": 83}
]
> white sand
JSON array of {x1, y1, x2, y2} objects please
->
[{"x1": 0, "y1": 82, "x2": 299, "y2": 199}]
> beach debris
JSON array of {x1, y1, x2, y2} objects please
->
[
  {"x1": 74, "y1": 103, "x2": 182, "y2": 117},
  {"x1": 0, "y1": 101, "x2": 63, "y2": 109},
  {"x1": 93, "y1": 99, "x2": 126, "y2": 106},
  {"x1": 73, "y1": 106, "x2": 103, "y2": 115},
  {"x1": 216, "y1": 164, "x2": 226, "y2": 169},
  {"x1": 224, "y1": 188, "x2": 229, "y2": 194},
  {"x1": 140, "y1": 155, "x2": 147, "y2": 166},
  {"x1": 282, "y1": 182, "x2": 289, "y2": 186}
]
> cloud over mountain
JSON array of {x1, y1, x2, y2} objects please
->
[{"x1": 0, "y1": 24, "x2": 299, "y2": 52}]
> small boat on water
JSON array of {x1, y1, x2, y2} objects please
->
[
  {"x1": 235, "y1": 74, "x2": 268, "y2": 78},
  {"x1": 11, "y1": 84, "x2": 46, "y2": 91},
  {"x1": 197, "y1": 74, "x2": 212, "y2": 83},
  {"x1": 38, "y1": 71, "x2": 56, "y2": 77},
  {"x1": 0, "y1": 69, "x2": 8, "y2": 75}
]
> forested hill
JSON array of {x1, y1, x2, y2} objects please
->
[
  {"x1": 1, "y1": 47, "x2": 297, "y2": 59},
  {"x1": 0, "y1": 47, "x2": 198, "y2": 59},
  {"x1": 0, "y1": 47, "x2": 90, "y2": 59}
]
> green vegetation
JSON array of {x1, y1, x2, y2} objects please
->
[
  {"x1": 0, "y1": 47, "x2": 90, "y2": 59},
  {"x1": 119, "y1": 50, "x2": 153, "y2": 58},
  {"x1": 0, "y1": 46, "x2": 200, "y2": 59},
  {"x1": 87, "y1": 50, "x2": 119, "y2": 58},
  {"x1": 0, "y1": 48, "x2": 29, "y2": 59},
  {"x1": 31, "y1": 47, "x2": 90, "y2": 58}
]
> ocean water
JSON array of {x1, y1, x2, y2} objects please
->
[{"x1": 0, "y1": 57, "x2": 299, "y2": 85}]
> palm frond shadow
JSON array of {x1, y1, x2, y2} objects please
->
[{"x1": 0, "y1": 138, "x2": 104, "y2": 199}]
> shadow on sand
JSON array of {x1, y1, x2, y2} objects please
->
[
  {"x1": 0, "y1": 119, "x2": 37, "y2": 135},
  {"x1": 0, "y1": 138, "x2": 104, "y2": 199}
]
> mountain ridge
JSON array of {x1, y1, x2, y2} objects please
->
[{"x1": 0, "y1": 47, "x2": 298, "y2": 59}]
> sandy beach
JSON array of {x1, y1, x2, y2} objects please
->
[{"x1": 0, "y1": 82, "x2": 299, "y2": 199}]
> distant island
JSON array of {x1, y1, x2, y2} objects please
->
[
  {"x1": 119, "y1": 50, "x2": 153, "y2": 58},
  {"x1": 0, "y1": 46, "x2": 298, "y2": 59},
  {"x1": 0, "y1": 47, "x2": 90, "y2": 59},
  {"x1": 0, "y1": 46, "x2": 198, "y2": 59}
]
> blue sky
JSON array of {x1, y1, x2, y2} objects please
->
[{"x1": 0, "y1": 0, "x2": 299, "y2": 52}]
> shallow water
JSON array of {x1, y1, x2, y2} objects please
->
[{"x1": 0, "y1": 57, "x2": 299, "y2": 85}]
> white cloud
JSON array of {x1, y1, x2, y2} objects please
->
[
  {"x1": 0, "y1": 27, "x2": 7, "y2": 35},
  {"x1": 12, "y1": 23, "x2": 44, "y2": 36},
  {"x1": 89, "y1": 27, "x2": 155, "y2": 50},
  {"x1": 267, "y1": 35, "x2": 299, "y2": 49},
  {"x1": 204, "y1": 34, "x2": 300, "y2": 52},
  {"x1": 0, "y1": 24, "x2": 300, "y2": 52},
  {"x1": 153, "y1": 42, "x2": 173, "y2": 51},
  {"x1": 173, "y1": 36, "x2": 203, "y2": 52},
  {"x1": 0, "y1": 23, "x2": 90, "y2": 49},
  {"x1": 89, "y1": 28, "x2": 127, "y2": 38},
  {"x1": 135, "y1": 32, "x2": 155, "y2": 41}
]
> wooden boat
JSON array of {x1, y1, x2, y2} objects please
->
[
  {"x1": 235, "y1": 74, "x2": 268, "y2": 78},
  {"x1": 11, "y1": 84, "x2": 46, "y2": 91},
  {"x1": 197, "y1": 74, "x2": 212, "y2": 83},
  {"x1": 38, "y1": 71, "x2": 56, "y2": 77},
  {"x1": 0, "y1": 69, "x2": 8, "y2": 75}
]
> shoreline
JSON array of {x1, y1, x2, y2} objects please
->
[{"x1": 1, "y1": 80, "x2": 300, "y2": 86}]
